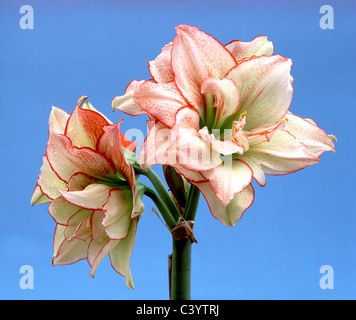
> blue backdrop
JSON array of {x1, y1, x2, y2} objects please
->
[{"x1": 0, "y1": 0, "x2": 355, "y2": 299}]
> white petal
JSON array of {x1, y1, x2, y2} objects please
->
[
  {"x1": 225, "y1": 36, "x2": 274, "y2": 61},
  {"x1": 59, "y1": 183, "x2": 111, "y2": 210},
  {"x1": 284, "y1": 112, "x2": 335, "y2": 158},
  {"x1": 226, "y1": 55, "x2": 293, "y2": 130}
]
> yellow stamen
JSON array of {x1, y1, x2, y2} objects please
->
[
  {"x1": 240, "y1": 111, "x2": 247, "y2": 118},
  {"x1": 278, "y1": 117, "x2": 288, "y2": 122}
]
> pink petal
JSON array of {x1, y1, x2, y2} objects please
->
[
  {"x1": 64, "y1": 105, "x2": 110, "y2": 149},
  {"x1": 172, "y1": 24, "x2": 236, "y2": 112},
  {"x1": 148, "y1": 41, "x2": 174, "y2": 83},
  {"x1": 173, "y1": 107, "x2": 221, "y2": 172},
  {"x1": 46, "y1": 133, "x2": 116, "y2": 182},
  {"x1": 173, "y1": 163, "x2": 208, "y2": 183},
  {"x1": 226, "y1": 55, "x2": 294, "y2": 130},
  {"x1": 139, "y1": 107, "x2": 222, "y2": 173},
  {"x1": 133, "y1": 80, "x2": 188, "y2": 128},
  {"x1": 138, "y1": 120, "x2": 173, "y2": 170},
  {"x1": 96, "y1": 121, "x2": 136, "y2": 192},
  {"x1": 81, "y1": 99, "x2": 113, "y2": 124},
  {"x1": 199, "y1": 126, "x2": 243, "y2": 155},
  {"x1": 201, "y1": 159, "x2": 253, "y2": 206},
  {"x1": 196, "y1": 181, "x2": 255, "y2": 226},
  {"x1": 225, "y1": 35, "x2": 274, "y2": 61}
]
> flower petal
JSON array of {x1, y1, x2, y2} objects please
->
[
  {"x1": 226, "y1": 55, "x2": 293, "y2": 130},
  {"x1": 173, "y1": 108, "x2": 221, "y2": 171},
  {"x1": 64, "y1": 210, "x2": 93, "y2": 241},
  {"x1": 31, "y1": 185, "x2": 51, "y2": 205},
  {"x1": 48, "y1": 196, "x2": 85, "y2": 225},
  {"x1": 109, "y1": 216, "x2": 139, "y2": 289},
  {"x1": 34, "y1": 156, "x2": 67, "y2": 201},
  {"x1": 173, "y1": 164, "x2": 208, "y2": 183},
  {"x1": 138, "y1": 120, "x2": 208, "y2": 183},
  {"x1": 64, "y1": 105, "x2": 109, "y2": 149},
  {"x1": 52, "y1": 230, "x2": 90, "y2": 266},
  {"x1": 67, "y1": 172, "x2": 97, "y2": 191},
  {"x1": 148, "y1": 41, "x2": 174, "y2": 83},
  {"x1": 201, "y1": 159, "x2": 253, "y2": 206},
  {"x1": 102, "y1": 188, "x2": 133, "y2": 240},
  {"x1": 138, "y1": 120, "x2": 173, "y2": 170},
  {"x1": 225, "y1": 35, "x2": 274, "y2": 61},
  {"x1": 49, "y1": 107, "x2": 70, "y2": 134},
  {"x1": 46, "y1": 133, "x2": 115, "y2": 182},
  {"x1": 172, "y1": 24, "x2": 236, "y2": 112},
  {"x1": 246, "y1": 129, "x2": 319, "y2": 175},
  {"x1": 112, "y1": 80, "x2": 147, "y2": 117},
  {"x1": 96, "y1": 121, "x2": 136, "y2": 190},
  {"x1": 88, "y1": 238, "x2": 119, "y2": 278},
  {"x1": 59, "y1": 183, "x2": 112, "y2": 210},
  {"x1": 200, "y1": 77, "x2": 240, "y2": 127},
  {"x1": 139, "y1": 108, "x2": 220, "y2": 172},
  {"x1": 133, "y1": 80, "x2": 187, "y2": 128},
  {"x1": 196, "y1": 182, "x2": 255, "y2": 226},
  {"x1": 91, "y1": 210, "x2": 107, "y2": 242},
  {"x1": 199, "y1": 126, "x2": 243, "y2": 156},
  {"x1": 81, "y1": 99, "x2": 113, "y2": 124},
  {"x1": 247, "y1": 119, "x2": 287, "y2": 146},
  {"x1": 238, "y1": 155, "x2": 267, "y2": 187},
  {"x1": 284, "y1": 112, "x2": 335, "y2": 158}
]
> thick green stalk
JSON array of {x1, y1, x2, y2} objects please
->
[
  {"x1": 171, "y1": 237, "x2": 192, "y2": 300},
  {"x1": 170, "y1": 184, "x2": 200, "y2": 300}
]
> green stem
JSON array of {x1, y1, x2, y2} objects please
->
[
  {"x1": 171, "y1": 237, "x2": 191, "y2": 300},
  {"x1": 143, "y1": 186, "x2": 177, "y2": 228},
  {"x1": 170, "y1": 184, "x2": 200, "y2": 300},
  {"x1": 134, "y1": 165, "x2": 181, "y2": 222}
]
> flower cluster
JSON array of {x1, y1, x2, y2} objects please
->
[
  {"x1": 31, "y1": 96, "x2": 143, "y2": 288},
  {"x1": 112, "y1": 24, "x2": 335, "y2": 226},
  {"x1": 32, "y1": 25, "x2": 335, "y2": 288}
]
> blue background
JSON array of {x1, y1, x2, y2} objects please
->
[{"x1": 0, "y1": 0, "x2": 355, "y2": 300}]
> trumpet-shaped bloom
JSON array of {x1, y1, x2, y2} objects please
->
[
  {"x1": 31, "y1": 96, "x2": 143, "y2": 288},
  {"x1": 112, "y1": 24, "x2": 335, "y2": 226}
]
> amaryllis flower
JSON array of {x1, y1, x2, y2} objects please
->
[
  {"x1": 112, "y1": 24, "x2": 335, "y2": 226},
  {"x1": 31, "y1": 96, "x2": 143, "y2": 288}
]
